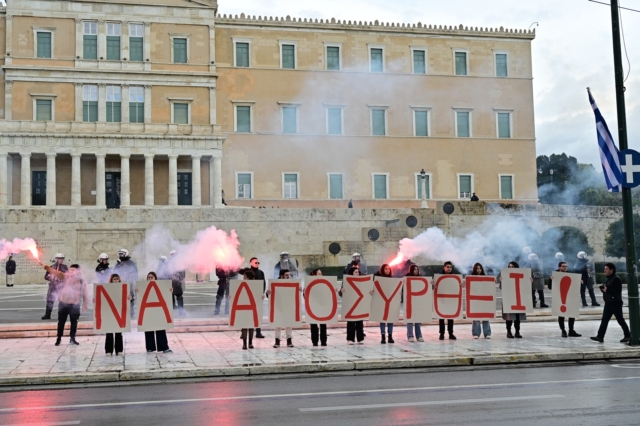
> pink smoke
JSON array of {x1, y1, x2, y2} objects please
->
[
  {"x1": 0, "y1": 238, "x2": 39, "y2": 260},
  {"x1": 168, "y1": 226, "x2": 244, "y2": 274}
]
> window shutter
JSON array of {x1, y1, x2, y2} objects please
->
[
  {"x1": 413, "y1": 50, "x2": 426, "y2": 74},
  {"x1": 282, "y1": 45, "x2": 295, "y2": 69},
  {"x1": 236, "y1": 106, "x2": 251, "y2": 132},
  {"x1": 130, "y1": 37, "x2": 143, "y2": 61},
  {"x1": 457, "y1": 112, "x2": 470, "y2": 137},
  {"x1": 370, "y1": 48, "x2": 383, "y2": 72},
  {"x1": 496, "y1": 54, "x2": 508, "y2": 77},
  {"x1": 327, "y1": 46, "x2": 340, "y2": 70},
  {"x1": 415, "y1": 111, "x2": 428, "y2": 136},
  {"x1": 107, "y1": 102, "x2": 121, "y2": 123},
  {"x1": 329, "y1": 174, "x2": 343, "y2": 199},
  {"x1": 282, "y1": 107, "x2": 297, "y2": 133},
  {"x1": 106, "y1": 36, "x2": 120, "y2": 60},
  {"x1": 372, "y1": 110, "x2": 386, "y2": 136},
  {"x1": 173, "y1": 38, "x2": 187, "y2": 63},
  {"x1": 374, "y1": 175, "x2": 387, "y2": 199},
  {"x1": 501, "y1": 176, "x2": 513, "y2": 199},
  {"x1": 235, "y1": 42, "x2": 249, "y2": 67},
  {"x1": 173, "y1": 103, "x2": 189, "y2": 124},
  {"x1": 455, "y1": 52, "x2": 467, "y2": 75},
  {"x1": 37, "y1": 32, "x2": 52, "y2": 58},
  {"x1": 36, "y1": 100, "x2": 52, "y2": 121},
  {"x1": 498, "y1": 113, "x2": 511, "y2": 138},
  {"x1": 328, "y1": 108, "x2": 342, "y2": 135},
  {"x1": 83, "y1": 35, "x2": 97, "y2": 60}
]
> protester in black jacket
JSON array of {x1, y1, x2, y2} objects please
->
[
  {"x1": 5, "y1": 255, "x2": 16, "y2": 287},
  {"x1": 340, "y1": 267, "x2": 366, "y2": 344},
  {"x1": 308, "y1": 268, "x2": 328, "y2": 347},
  {"x1": 552, "y1": 262, "x2": 581, "y2": 338},
  {"x1": 438, "y1": 261, "x2": 457, "y2": 340},
  {"x1": 249, "y1": 257, "x2": 266, "y2": 338},
  {"x1": 215, "y1": 266, "x2": 235, "y2": 315},
  {"x1": 591, "y1": 263, "x2": 630, "y2": 343}
]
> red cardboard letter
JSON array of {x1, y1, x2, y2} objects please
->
[
  {"x1": 95, "y1": 284, "x2": 128, "y2": 330},
  {"x1": 269, "y1": 282, "x2": 301, "y2": 323},
  {"x1": 344, "y1": 276, "x2": 371, "y2": 320},
  {"x1": 373, "y1": 278, "x2": 403, "y2": 322},
  {"x1": 305, "y1": 279, "x2": 338, "y2": 322},
  {"x1": 138, "y1": 280, "x2": 172, "y2": 326},
  {"x1": 405, "y1": 277, "x2": 429, "y2": 320},
  {"x1": 433, "y1": 275, "x2": 463, "y2": 319},
  {"x1": 230, "y1": 281, "x2": 259, "y2": 327},
  {"x1": 509, "y1": 273, "x2": 526, "y2": 311},
  {"x1": 465, "y1": 276, "x2": 496, "y2": 319}
]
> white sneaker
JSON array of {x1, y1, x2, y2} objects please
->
[
  {"x1": 417, "y1": 337, "x2": 424, "y2": 342},
  {"x1": 348, "y1": 341, "x2": 355, "y2": 345},
  {"x1": 485, "y1": 336, "x2": 491, "y2": 339},
  {"x1": 357, "y1": 341, "x2": 364, "y2": 345},
  {"x1": 408, "y1": 337, "x2": 415, "y2": 342},
  {"x1": 473, "y1": 336, "x2": 479, "y2": 339}
]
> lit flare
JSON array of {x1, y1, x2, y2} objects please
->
[{"x1": 389, "y1": 253, "x2": 405, "y2": 267}]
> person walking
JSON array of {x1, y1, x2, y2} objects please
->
[
  {"x1": 340, "y1": 267, "x2": 366, "y2": 344},
  {"x1": 574, "y1": 251, "x2": 600, "y2": 307},
  {"x1": 529, "y1": 253, "x2": 548, "y2": 308},
  {"x1": 499, "y1": 261, "x2": 527, "y2": 339},
  {"x1": 42, "y1": 253, "x2": 68, "y2": 320},
  {"x1": 439, "y1": 261, "x2": 457, "y2": 340},
  {"x1": 95, "y1": 253, "x2": 111, "y2": 284},
  {"x1": 268, "y1": 269, "x2": 296, "y2": 348},
  {"x1": 249, "y1": 257, "x2": 266, "y2": 339},
  {"x1": 308, "y1": 268, "x2": 328, "y2": 347},
  {"x1": 214, "y1": 266, "x2": 234, "y2": 316},
  {"x1": 591, "y1": 263, "x2": 631, "y2": 343},
  {"x1": 470, "y1": 262, "x2": 492, "y2": 339},
  {"x1": 5, "y1": 254, "x2": 16, "y2": 287},
  {"x1": 114, "y1": 249, "x2": 139, "y2": 318},
  {"x1": 374, "y1": 264, "x2": 395, "y2": 344},
  {"x1": 405, "y1": 264, "x2": 424, "y2": 342},
  {"x1": 552, "y1": 261, "x2": 582, "y2": 338},
  {"x1": 168, "y1": 251, "x2": 186, "y2": 317},
  {"x1": 139, "y1": 272, "x2": 173, "y2": 353},
  {"x1": 97, "y1": 273, "x2": 132, "y2": 355}
]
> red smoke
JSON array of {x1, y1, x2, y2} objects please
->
[
  {"x1": 0, "y1": 238, "x2": 39, "y2": 260},
  {"x1": 389, "y1": 253, "x2": 405, "y2": 267},
  {"x1": 168, "y1": 226, "x2": 244, "y2": 274}
]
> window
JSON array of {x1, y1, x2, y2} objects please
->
[
  {"x1": 106, "y1": 23, "x2": 121, "y2": 60},
  {"x1": 284, "y1": 174, "x2": 298, "y2": 199},
  {"x1": 329, "y1": 174, "x2": 343, "y2": 199},
  {"x1": 173, "y1": 38, "x2": 188, "y2": 63},
  {"x1": 36, "y1": 32, "x2": 52, "y2": 58},
  {"x1": 282, "y1": 107, "x2": 297, "y2": 133},
  {"x1": 235, "y1": 105, "x2": 251, "y2": 132},
  {"x1": 371, "y1": 109, "x2": 386, "y2": 136},
  {"x1": 456, "y1": 111, "x2": 471, "y2": 137},
  {"x1": 281, "y1": 44, "x2": 295, "y2": 69},
  {"x1": 373, "y1": 174, "x2": 388, "y2": 199},
  {"x1": 35, "y1": 99, "x2": 52, "y2": 121},
  {"x1": 129, "y1": 86, "x2": 144, "y2": 123},
  {"x1": 413, "y1": 50, "x2": 426, "y2": 74},
  {"x1": 129, "y1": 23, "x2": 144, "y2": 62},
  {"x1": 500, "y1": 175, "x2": 513, "y2": 199},
  {"x1": 106, "y1": 86, "x2": 121, "y2": 123},
  {"x1": 495, "y1": 53, "x2": 508, "y2": 77},
  {"x1": 416, "y1": 174, "x2": 431, "y2": 199},
  {"x1": 82, "y1": 85, "x2": 98, "y2": 122},
  {"x1": 173, "y1": 103, "x2": 189, "y2": 124},
  {"x1": 235, "y1": 42, "x2": 249, "y2": 67},
  {"x1": 497, "y1": 112, "x2": 512, "y2": 138},
  {"x1": 414, "y1": 110, "x2": 429, "y2": 137},
  {"x1": 326, "y1": 45, "x2": 340, "y2": 70},
  {"x1": 459, "y1": 175, "x2": 472, "y2": 199},
  {"x1": 327, "y1": 107, "x2": 343, "y2": 135},
  {"x1": 454, "y1": 51, "x2": 468, "y2": 75},
  {"x1": 237, "y1": 173, "x2": 252, "y2": 199},
  {"x1": 83, "y1": 21, "x2": 98, "y2": 60},
  {"x1": 177, "y1": 172, "x2": 192, "y2": 206},
  {"x1": 370, "y1": 48, "x2": 384, "y2": 73}
]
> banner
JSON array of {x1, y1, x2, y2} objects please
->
[
  {"x1": 465, "y1": 276, "x2": 497, "y2": 320},
  {"x1": 403, "y1": 276, "x2": 433, "y2": 323},
  {"x1": 93, "y1": 283, "x2": 130, "y2": 333},
  {"x1": 136, "y1": 280, "x2": 174, "y2": 332},
  {"x1": 269, "y1": 279, "x2": 302, "y2": 327},
  {"x1": 229, "y1": 279, "x2": 265, "y2": 329},
  {"x1": 501, "y1": 268, "x2": 533, "y2": 314},
  {"x1": 433, "y1": 274, "x2": 464, "y2": 320},
  {"x1": 341, "y1": 275, "x2": 374, "y2": 321},
  {"x1": 551, "y1": 272, "x2": 581, "y2": 318},
  {"x1": 304, "y1": 277, "x2": 339, "y2": 324},
  {"x1": 370, "y1": 276, "x2": 403, "y2": 323}
]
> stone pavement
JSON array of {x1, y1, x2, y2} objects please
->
[{"x1": 0, "y1": 320, "x2": 638, "y2": 386}]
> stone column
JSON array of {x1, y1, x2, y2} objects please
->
[
  {"x1": 209, "y1": 87, "x2": 216, "y2": 125},
  {"x1": 98, "y1": 84, "x2": 107, "y2": 122},
  {"x1": 75, "y1": 83, "x2": 83, "y2": 122},
  {"x1": 168, "y1": 154, "x2": 178, "y2": 206},
  {"x1": 211, "y1": 156, "x2": 222, "y2": 207},
  {"x1": 5, "y1": 16, "x2": 12, "y2": 66},
  {"x1": 95, "y1": 153, "x2": 106, "y2": 208},
  {"x1": 191, "y1": 155, "x2": 202, "y2": 206},
  {"x1": 143, "y1": 23, "x2": 151, "y2": 70},
  {"x1": 121, "y1": 85, "x2": 130, "y2": 123},
  {"x1": 0, "y1": 153, "x2": 8, "y2": 206},
  {"x1": 20, "y1": 153, "x2": 31, "y2": 206},
  {"x1": 71, "y1": 153, "x2": 82, "y2": 206},
  {"x1": 144, "y1": 153, "x2": 154, "y2": 206},
  {"x1": 46, "y1": 153, "x2": 57, "y2": 207},
  {"x1": 75, "y1": 19, "x2": 83, "y2": 60},
  {"x1": 5, "y1": 81, "x2": 13, "y2": 121},
  {"x1": 120, "y1": 154, "x2": 130, "y2": 207},
  {"x1": 122, "y1": 21, "x2": 130, "y2": 60},
  {"x1": 208, "y1": 24, "x2": 215, "y2": 72},
  {"x1": 98, "y1": 20, "x2": 107, "y2": 60},
  {"x1": 144, "y1": 85, "x2": 152, "y2": 123}
]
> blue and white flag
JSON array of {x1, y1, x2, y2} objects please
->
[{"x1": 588, "y1": 89, "x2": 622, "y2": 192}]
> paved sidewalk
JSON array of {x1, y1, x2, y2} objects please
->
[{"x1": 0, "y1": 320, "x2": 638, "y2": 386}]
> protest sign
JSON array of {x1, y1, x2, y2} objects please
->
[
  {"x1": 229, "y1": 279, "x2": 265, "y2": 329},
  {"x1": 341, "y1": 275, "x2": 374, "y2": 321},
  {"x1": 304, "y1": 277, "x2": 339, "y2": 324},
  {"x1": 465, "y1": 276, "x2": 497, "y2": 320},
  {"x1": 551, "y1": 272, "x2": 581, "y2": 318},
  {"x1": 269, "y1": 279, "x2": 303, "y2": 327},
  {"x1": 93, "y1": 283, "x2": 130, "y2": 333},
  {"x1": 370, "y1": 276, "x2": 403, "y2": 323},
  {"x1": 433, "y1": 274, "x2": 464, "y2": 320},
  {"x1": 501, "y1": 268, "x2": 533, "y2": 314},
  {"x1": 136, "y1": 280, "x2": 174, "y2": 332},
  {"x1": 404, "y1": 276, "x2": 433, "y2": 323}
]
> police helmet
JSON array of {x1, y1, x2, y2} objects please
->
[{"x1": 577, "y1": 251, "x2": 587, "y2": 259}]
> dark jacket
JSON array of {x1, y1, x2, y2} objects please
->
[
  {"x1": 250, "y1": 267, "x2": 266, "y2": 293},
  {"x1": 114, "y1": 257, "x2": 138, "y2": 284},
  {"x1": 274, "y1": 258, "x2": 298, "y2": 279},
  {"x1": 216, "y1": 267, "x2": 237, "y2": 286},
  {"x1": 5, "y1": 259, "x2": 16, "y2": 275},
  {"x1": 95, "y1": 262, "x2": 111, "y2": 284},
  {"x1": 343, "y1": 261, "x2": 368, "y2": 275},
  {"x1": 601, "y1": 273, "x2": 623, "y2": 305},
  {"x1": 171, "y1": 270, "x2": 186, "y2": 294},
  {"x1": 573, "y1": 258, "x2": 594, "y2": 289},
  {"x1": 45, "y1": 262, "x2": 68, "y2": 284}
]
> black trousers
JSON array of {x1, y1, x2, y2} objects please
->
[
  {"x1": 346, "y1": 321, "x2": 365, "y2": 342},
  {"x1": 57, "y1": 302, "x2": 80, "y2": 339},
  {"x1": 145, "y1": 330, "x2": 169, "y2": 352},
  {"x1": 597, "y1": 302, "x2": 631, "y2": 339},
  {"x1": 506, "y1": 319, "x2": 521, "y2": 332},
  {"x1": 45, "y1": 283, "x2": 58, "y2": 315},
  {"x1": 581, "y1": 285, "x2": 598, "y2": 305},
  {"x1": 439, "y1": 319, "x2": 454, "y2": 334},
  {"x1": 558, "y1": 317, "x2": 575, "y2": 331},
  {"x1": 172, "y1": 293, "x2": 184, "y2": 312},
  {"x1": 532, "y1": 289, "x2": 545, "y2": 304},
  {"x1": 310, "y1": 324, "x2": 327, "y2": 345},
  {"x1": 215, "y1": 283, "x2": 230, "y2": 314},
  {"x1": 105, "y1": 333, "x2": 123, "y2": 354}
]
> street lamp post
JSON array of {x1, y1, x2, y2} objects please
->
[{"x1": 419, "y1": 169, "x2": 428, "y2": 208}]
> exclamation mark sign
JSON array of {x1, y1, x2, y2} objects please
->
[{"x1": 559, "y1": 276, "x2": 572, "y2": 313}]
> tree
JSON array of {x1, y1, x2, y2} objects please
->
[{"x1": 604, "y1": 214, "x2": 640, "y2": 258}]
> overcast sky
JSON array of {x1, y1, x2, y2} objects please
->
[{"x1": 218, "y1": 0, "x2": 640, "y2": 167}]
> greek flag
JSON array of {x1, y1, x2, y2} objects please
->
[{"x1": 588, "y1": 89, "x2": 622, "y2": 192}]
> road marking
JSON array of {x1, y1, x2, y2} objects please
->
[
  {"x1": 299, "y1": 394, "x2": 563, "y2": 412},
  {"x1": 0, "y1": 376, "x2": 637, "y2": 413},
  {"x1": 0, "y1": 422, "x2": 80, "y2": 426},
  {"x1": 0, "y1": 294, "x2": 44, "y2": 301},
  {"x1": 611, "y1": 364, "x2": 640, "y2": 368}
]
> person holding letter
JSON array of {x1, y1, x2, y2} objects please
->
[
  {"x1": 405, "y1": 265, "x2": 424, "y2": 342},
  {"x1": 139, "y1": 272, "x2": 172, "y2": 354},
  {"x1": 308, "y1": 269, "x2": 329, "y2": 347},
  {"x1": 249, "y1": 257, "x2": 267, "y2": 339},
  {"x1": 499, "y1": 261, "x2": 528, "y2": 339},
  {"x1": 470, "y1": 263, "x2": 492, "y2": 339},
  {"x1": 591, "y1": 263, "x2": 631, "y2": 343},
  {"x1": 340, "y1": 267, "x2": 367, "y2": 344},
  {"x1": 239, "y1": 269, "x2": 261, "y2": 350},
  {"x1": 438, "y1": 261, "x2": 457, "y2": 340},
  {"x1": 96, "y1": 273, "x2": 132, "y2": 355},
  {"x1": 552, "y1": 262, "x2": 581, "y2": 338},
  {"x1": 268, "y1": 269, "x2": 296, "y2": 348},
  {"x1": 374, "y1": 264, "x2": 395, "y2": 344}
]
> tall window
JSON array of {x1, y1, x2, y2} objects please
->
[
  {"x1": 282, "y1": 107, "x2": 297, "y2": 133},
  {"x1": 326, "y1": 46, "x2": 340, "y2": 70},
  {"x1": 173, "y1": 103, "x2": 189, "y2": 124},
  {"x1": 35, "y1": 99, "x2": 52, "y2": 121},
  {"x1": 495, "y1": 53, "x2": 508, "y2": 77},
  {"x1": 327, "y1": 108, "x2": 342, "y2": 135},
  {"x1": 36, "y1": 32, "x2": 52, "y2": 58},
  {"x1": 83, "y1": 85, "x2": 98, "y2": 122},
  {"x1": 370, "y1": 48, "x2": 384, "y2": 72},
  {"x1": 129, "y1": 24, "x2": 144, "y2": 62},
  {"x1": 173, "y1": 38, "x2": 187, "y2": 63},
  {"x1": 106, "y1": 23, "x2": 121, "y2": 60},
  {"x1": 456, "y1": 111, "x2": 471, "y2": 137},
  {"x1": 106, "y1": 86, "x2": 121, "y2": 123},
  {"x1": 416, "y1": 175, "x2": 431, "y2": 199},
  {"x1": 414, "y1": 110, "x2": 429, "y2": 137},
  {"x1": 236, "y1": 106, "x2": 251, "y2": 132},
  {"x1": 329, "y1": 174, "x2": 343, "y2": 199},
  {"x1": 500, "y1": 175, "x2": 513, "y2": 199},
  {"x1": 235, "y1": 42, "x2": 249, "y2": 67},
  {"x1": 455, "y1": 51, "x2": 468, "y2": 75},
  {"x1": 129, "y1": 86, "x2": 144, "y2": 123},
  {"x1": 284, "y1": 174, "x2": 298, "y2": 199},
  {"x1": 281, "y1": 44, "x2": 295, "y2": 69},
  {"x1": 373, "y1": 174, "x2": 388, "y2": 199},
  {"x1": 413, "y1": 50, "x2": 426, "y2": 74},
  {"x1": 237, "y1": 173, "x2": 252, "y2": 199},
  {"x1": 177, "y1": 172, "x2": 192, "y2": 205},
  {"x1": 497, "y1": 112, "x2": 511, "y2": 138},
  {"x1": 83, "y1": 21, "x2": 98, "y2": 60},
  {"x1": 459, "y1": 175, "x2": 472, "y2": 199},
  {"x1": 371, "y1": 109, "x2": 386, "y2": 136}
]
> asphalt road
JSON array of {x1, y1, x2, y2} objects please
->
[{"x1": 0, "y1": 362, "x2": 638, "y2": 425}]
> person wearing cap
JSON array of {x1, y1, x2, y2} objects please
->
[
  {"x1": 95, "y1": 253, "x2": 111, "y2": 284},
  {"x1": 574, "y1": 251, "x2": 600, "y2": 307},
  {"x1": 168, "y1": 250, "x2": 186, "y2": 316},
  {"x1": 114, "y1": 249, "x2": 139, "y2": 317},
  {"x1": 273, "y1": 252, "x2": 298, "y2": 279},
  {"x1": 5, "y1": 254, "x2": 16, "y2": 287},
  {"x1": 343, "y1": 253, "x2": 368, "y2": 276},
  {"x1": 42, "y1": 253, "x2": 68, "y2": 320}
]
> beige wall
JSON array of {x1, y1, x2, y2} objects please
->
[
  {"x1": 80, "y1": 156, "x2": 96, "y2": 205},
  {"x1": 11, "y1": 82, "x2": 75, "y2": 121},
  {"x1": 151, "y1": 86, "x2": 210, "y2": 125},
  {"x1": 12, "y1": 16, "x2": 76, "y2": 60},
  {"x1": 151, "y1": 23, "x2": 211, "y2": 65}
]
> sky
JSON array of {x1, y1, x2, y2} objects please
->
[{"x1": 216, "y1": 0, "x2": 640, "y2": 167}]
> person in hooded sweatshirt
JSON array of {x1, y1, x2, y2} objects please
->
[
  {"x1": 574, "y1": 251, "x2": 600, "y2": 307},
  {"x1": 114, "y1": 249, "x2": 138, "y2": 318},
  {"x1": 95, "y1": 253, "x2": 111, "y2": 284}
]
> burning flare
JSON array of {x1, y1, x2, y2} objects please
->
[
  {"x1": 389, "y1": 253, "x2": 405, "y2": 267},
  {"x1": 0, "y1": 238, "x2": 39, "y2": 260}
]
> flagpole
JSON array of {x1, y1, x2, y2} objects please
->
[{"x1": 610, "y1": 0, "x2": 639, "y2": 346}]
